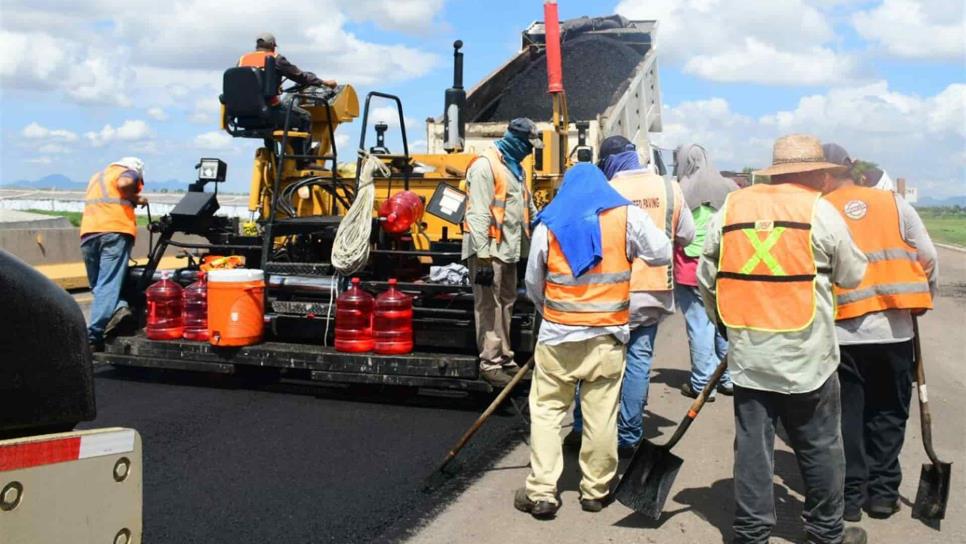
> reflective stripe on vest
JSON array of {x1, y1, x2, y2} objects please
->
[
  {"x1": 543, "y1": 206, "x2": 631, "y2": 327},
  {"x1": 237, "y1": 50, "x2": 280, "y2": 104},
  {"x1": 610, "y1": 171, "x2": 681, "y2": 292},
  {"x1": 716, "y1": 183, "x2": 821, "y2": 332},
  {"x1": 462, "y1": 147, "x2": 532, "y2": 244},
  {"x1": 79, "y1": 165, "x2": 139, "y2": 238},
  {"x1": 824, "y1": 185, "x2": 932, "y2": 320}
]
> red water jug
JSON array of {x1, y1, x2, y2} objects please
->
[
  {"x1": 182, "y1": 272, "x2": 209, "y2": 341},
  {"x1": 335, "y1": 277, "x2": 374, "y2": 352},
  {"x1": 374, "y1": 279, "x2": 413, "y2": 354},
  {"x1": 146, "y1": 272, "x2": 184, "y2": 340},
  {"x1": 378, "y1": 191, "x2": 425, "y2": 234}
]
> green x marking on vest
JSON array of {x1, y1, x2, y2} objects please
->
[{"x1": 740, "y1": 227, "x2": 787, "y2": 275}]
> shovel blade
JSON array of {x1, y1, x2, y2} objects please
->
[
  {"x1": 912, "y1": 462, "x2": 952, "y2": 521},
  {"x1": 615, "y1": 440, "x2": 684, "y2": 520}
]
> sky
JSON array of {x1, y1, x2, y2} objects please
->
[{"x1": 1, "y1": 0, "x2": 964, "y2": 197}]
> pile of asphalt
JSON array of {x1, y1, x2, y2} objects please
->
[
  {"x1": 81, "y1": 368, "x2": 526, "y2": 543},
  {"x1": 476, "y1": 35, "x2": 643, "y2": 123}
]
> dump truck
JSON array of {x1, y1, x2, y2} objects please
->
[{"x1": 95, "y1": 11, "x2": 663, "y2": 393}]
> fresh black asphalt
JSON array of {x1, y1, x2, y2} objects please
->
[{"x1": 79, "y1": 367, "x2": 526, "y2": 543}]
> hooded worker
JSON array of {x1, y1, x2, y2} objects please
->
[
  {"x1": 567, "y1": 136, "x2": 695, "y2": 458},
  {"x1": 462, "y1": 118, "x2": 542, "y2": 387},
  {"x1": 80, "y1": 157, "x2": 147, "y2": 351},
  {"x1": 672, "y1": 144, "x2": 740, "y2": 401},
  {"x1": 822, "y1": 143, "x2": 937, "y2": 524},
  {"x1": 697, "y1": 134, "x2": 869, "y2": 544},
  {"x1": 514, "y1": 163, "x2": 670, "y2": 519}
]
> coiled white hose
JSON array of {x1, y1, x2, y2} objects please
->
[{"x1": 331, "y1": 152, "x2": 391, "y2": 276}]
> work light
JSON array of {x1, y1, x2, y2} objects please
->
[{"x1": 197, "y1": 158, "x2": 227, "y2": 182}]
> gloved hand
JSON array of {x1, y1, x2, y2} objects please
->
[{"x1": 474, "y1": 267, "x2": 494, "y2": 287}]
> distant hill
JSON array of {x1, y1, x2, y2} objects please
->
[
  {"x1": 916, "y1": 195, "x2": 966, "y2": 208},
  {"x1": 2, "y1": 174, "x2": 188, "y2": 193}
]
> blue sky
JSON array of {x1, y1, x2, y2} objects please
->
[{"x1": 1, "y1": 0, "x2": 963, "y2": 197}]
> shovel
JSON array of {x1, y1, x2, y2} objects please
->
[
  {"x1": 911, "y1": 317, "x2": 951, "y2": 521},
  {"x1": 615, "y1": 358, "x2": 728, "y2": 519}
]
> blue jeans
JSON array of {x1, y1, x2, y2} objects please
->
[
  {"x1": 81, "y1": 233, "x2": 133, "y2": 343},
  {"x1": 573, "y1": 325, "x2": 658, "y2": 448},
  {"x1": 675, "y1": 284, "x2": 731, "y2": 394}
]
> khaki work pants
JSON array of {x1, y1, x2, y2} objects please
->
[
  {"x1": 469, "y1": 256, "x2": 517, "y2": 371},
  {"x1": 526, "y1": 334, "x2": 626, "y2": 503}
]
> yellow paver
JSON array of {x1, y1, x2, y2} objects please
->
[{"x1": 35, "y1": 256, "x2": 185, "y2": 290}]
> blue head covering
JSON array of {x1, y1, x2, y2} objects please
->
[
  {"x1": 536, "y1": 163, "x2": 631, "y2": 277},
  {"x1": 494, "y1": 130, "x2": 532, "y2": 181},
  {"x1": 600, "y1": 150, "x2": 641, "y2": 180}
]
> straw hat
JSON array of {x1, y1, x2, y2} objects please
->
[{"x1": 754, "y1": 134, "x2": 848, "y2": 177}]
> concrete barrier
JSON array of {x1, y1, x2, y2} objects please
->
[{"x1": 0, "y1": 227, "x2": 206, "y2": 266}]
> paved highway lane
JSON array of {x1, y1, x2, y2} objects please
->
[{"x1": 78, "y1": 369, "x2": 526, "y2": 543}]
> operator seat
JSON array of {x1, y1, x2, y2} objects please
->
[{"x1": 220, "y1": 56, "x2": 281, "y2": 139}]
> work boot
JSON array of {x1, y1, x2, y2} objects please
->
[
  {"x1": 502, "y1": 363, "x2": 531, "y2": 381},
  {"x1": 513, "y1": 488, "x2": 558, "y2": 520},
  {"x1": 481, "y1": 368, "x2": 512, "y2": 388},
  {"x1": 681, "y1": 382, "x2": 715, "y2": 402},
  {"x1": 717, "y1": 382, "x2": 735, "y2": 396},
  {"x1": 579, "y1": 493, "x2": 613, "y2": 513},
  {"x1": 844, "y1": 503, "x2": 863, "y2": 522},
  {"x1": 843, "y1": 527, "x2": 868, "y2": 544},
  {"x1": 563, "y1": 429, "x2": 582, "y2": 451},
  {"x1": 104, "y1": 306, "x2": 135, "y2": 338},
  {"x1": 866, "y1": 498, "x2": 900, "y2": 519}
]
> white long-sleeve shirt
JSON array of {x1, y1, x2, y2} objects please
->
[
  {"x1": 526, "y1": 205, "x2": 672, "y2": 346},
  {"x1": 835, "y1": 194, "x2": 939, "y2": 345}
]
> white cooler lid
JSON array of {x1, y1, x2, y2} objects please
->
[{"x1": 208, "y1": 268, "x2": 264, "y2": 283}]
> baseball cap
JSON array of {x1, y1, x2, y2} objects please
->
[
  {"x1": 256, "y1": 32, "x2": 277, "y2": 49},
  {"x1": 597, "y1": 135, "x2": 635, "y2": 165},
  {"x1": 508, "y1": 117, "x2": 544, "y2": 150}
]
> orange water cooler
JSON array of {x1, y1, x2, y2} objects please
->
[{"x1": 207, "y1": 269, "x2": 265, "y2": 347}]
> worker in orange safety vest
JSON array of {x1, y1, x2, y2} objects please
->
[
  {"x1": 80, "y1": 157, "x2": 147, "y2": 351},
  {"x1": 461, "y1": 118, "x2": 541, "y2": 387},
  {"x1": 697, "y1": 134, "x2": 869, "y2": 544},
  {"x1": 822, "y1": 143, "x2": 938, "y2": 524}
]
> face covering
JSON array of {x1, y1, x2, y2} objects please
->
[
  {"x1": 494, "y1": 130, "x2": 532, "y2": 181},
  {"x1": 600, "y1": 149, "x2": 642, "y2": 180}
]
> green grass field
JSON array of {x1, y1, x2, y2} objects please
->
[
  {"x1": 25, "y1": 209, "x2": 150, "y2": 228},
  {"x1": 917, "y1": 207, "x2": 966, "y2": 247}
]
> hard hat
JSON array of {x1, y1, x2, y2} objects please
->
[
  {"x1": 112, "y1": 157, "x2": 144, "y2": 179},
  {"x1": 256, "y1": 32, "x2": 277, "y2": 49},
  {"x1": 508, "y1": 117, "x2": 544, "y2": 150}
]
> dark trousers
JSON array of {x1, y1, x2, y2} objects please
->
[
  {"x1": 838, "y1": 341, "x2": 914, "y2": 509},
  {"x1": 733, "y1": 375, "x2": 844, "y2": 544}
]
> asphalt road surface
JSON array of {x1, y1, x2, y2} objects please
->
[{"x1": 78, "y1": 367, "x2": 526, "y2": 543}]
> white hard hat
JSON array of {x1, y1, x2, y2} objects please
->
[{"x1": 112, "y1": 157, "x2": 144, "y2": 179}]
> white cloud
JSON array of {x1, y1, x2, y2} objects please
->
[
  {"x1": 194, "y1": 131, "x2": 234, "y2": 151},
  {"x1": 852, "y1": 0, "x2": 965, "y2": 60},
  {"x1": 658, "y1": 82, "x2": 966, "y2": 197},
  {"x1": 616, "y1": 0, "x2": 857, "y2": 85},
  {"x1": 37, "y1": 143, "x2": 72, "y2": 154},
  {"x1": 21, "y1": 122, "x2": 79, "y2": 141},
  {"x1": 147, "y1": 107, "x2": 168, "y2": 121},
  {"x1": 85, "y1": 120, "x2": 153, "y2": 147},
  {"x1": 26, "y1": 156, "x2": 54, "y2": 165},
  {"x1": 189, "y1": 97, "x2": 221, "y2": 125}
]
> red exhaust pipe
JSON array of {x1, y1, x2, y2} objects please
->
[{"x1": 544, "y1": 0, "x2": 563, "y2": 94}]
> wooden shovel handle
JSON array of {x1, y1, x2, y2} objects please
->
[
  {"x1": 664, "y1": 358, "x2": 728, "y2": 450},
  {"x1": 913, "y1": 317, "x2": 943, "y2": 467}
]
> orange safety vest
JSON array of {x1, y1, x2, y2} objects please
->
[
  {"x1": 824, "y1": 185, "x2": 932, "y2": 320},
  {"x1": 237, "y1": 50, "x2": 280, "y2": 104},
  {"x1": 79, "y1": 165, "x2": 141, "y2": 238},
  {"x1": 463, "y1": 147, "x2": 532, "y2": 244},
  {"x1": 716, "y1": 183, "x2": 823, "y2": 332},
  {"x1": 543, "y1": 206, "x2": 632, "y2": 326},
  {"x1": 610, "y1": 171, "x2": 682, "y2": 292}
]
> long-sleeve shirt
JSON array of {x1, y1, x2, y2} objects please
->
[
  {"x1": 460, "y1": 151, "x2": 537, "y2": 263},
  {"x1": 697, "y1": 194, "x2": 868, "y2": 394},
  {"x1": 835, "y1": 194, "x2": 939, "y2": 345},
  {"x1": 526, "y1": 205, "x2": 672, "y2": 346},
  {"x1": 275, "y1": 54, "x2": 324, "y2": 87},
  {"x1": 608, "y1": 168, "x2": 696, "y2": 328}
]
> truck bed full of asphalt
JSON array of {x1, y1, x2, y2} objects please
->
[{"x1": 78, "y1": 367, "x2": 526, "y2": 544}]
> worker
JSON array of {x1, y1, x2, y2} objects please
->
[
  {"x1": 462, "y1": 118, "x2": 542, "y2": 387},
  {"x1": 80, "y1": 157, "x2": 147, "y2": 352},
  {"x1": 822, "y1": 143, "x2": 937, "y2": 523},
  {"x1": 697, "y1": 134, "x2": 869, "y2": 544},
  {"x1": 567, "y1": 136, "x2": 694, "y2": 458},
  {"x1": 673, "y1": 143, "x2": 739, "y2": 401},
  {"x1": 515, "y1": 163, "x2": 671, "y2": 519},
  {"x1": 238, "y1": 33, "x2": 337, "y2": 152}
]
